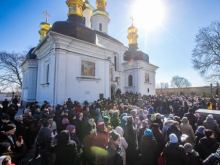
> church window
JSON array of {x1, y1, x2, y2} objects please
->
[
  {"x1": 114, "y1": 56, "x2": 117, "y2": 71},
  {"x1": 99, "y1": 23, "x2": 102, "y2": 31},
  {"x1": 46, "y1": 64, "x2": 49, "y2": 83},
  {"x1": 148, "y1": 88, "x2": 150, "y2": 93},
  {"x1": 128, "y1": 75, "x2": 133, "y2": 86},
  {"x1": 145, "y1": 73, "x2": 150, "y2": 83}
]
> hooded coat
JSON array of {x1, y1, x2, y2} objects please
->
[
  {"x1": 180, "y1": 123, "x2": 195, "y2": 146},
  {"x1": 53, "y1": 130, "x2": 77, "y2": 165},
  {"x1": 163, "y1": 142, "x2": 188, "y2": 165},
  {"x1": 203, "y1": 117, "x2": 220, "y2": 139},
  {"x1": 139, "y1": 135, "x2": 158, "y2": 165},
  {"x1": 198, "y1": 137, "x2": 219, "y2": 160},
  {"x1": 124, "y1": 116, "x2": 138, "y2": 165}
]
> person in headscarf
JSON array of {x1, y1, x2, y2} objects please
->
[
  {"x1": 105, "y1": 130, "x2": 123, "y2": 165},
  {"x1": 115, "y1": 126, "x2": 128, "y2": 165},
  {"x1": 180, "y1": 117, "x2": 195, "y2": 146},
  {"x1": 195, "y1": 126, "x2": 205, "y2": 152},
  {"x1": 53, "y1": 130, "x2": 77, "y2": 165},
  {"x1": 124, "y1": 116, "x2": 138, "y2": 165},
  {"x1": 184, "y1": 143, "x2": 201, "y2": 165},
  {"x1": 139, "y1": 129, "x2": 158, "y2": 165},
  {"x1": 92, "y1": 122, "x2": 108, "y2": 165},
  {"x1": 198, "y1": 129, "x2": 219, "y2": 160}
]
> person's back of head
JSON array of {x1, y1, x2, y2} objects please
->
[
  {"x1": 188, "y1": 108, "x2": 193, "y2": 113},
  {"x1": 43, "y1": 119, "x2": 50, "y2": 128}
]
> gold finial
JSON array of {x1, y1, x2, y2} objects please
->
[
  {"x1": 96, "y1": 0, "x2": 107, "y2": 10},
  {"x1": 130, "y1": 16, "x2": 134, "y2": 26},
  {"x1": 43, "y1": 11, "x2": 51, "y2": 23},
  {"x1": 66, "y1": 0, "x2": 84, "y2": 17}
]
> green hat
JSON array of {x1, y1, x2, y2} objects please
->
[
  {"x1": 181, "y1": 117, "x2": 188, "y2": 124},
  {"x1": 103, "y1": 116, "x2": 110, "y2": 122}
]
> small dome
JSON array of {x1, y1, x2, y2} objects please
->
[{"x1": 26, "y1": 47, "x2": 37, "y2": 59}]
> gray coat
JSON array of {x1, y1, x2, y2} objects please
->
[{"x1": 203, "y1": 118, "x2": 220, "y2": 139}]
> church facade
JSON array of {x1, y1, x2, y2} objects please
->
[{"x1": 20, "y1": 0, "x2": 158, "y2": 107}]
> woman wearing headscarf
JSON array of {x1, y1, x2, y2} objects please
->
[
  {"x1": 53, "y1": 130, "x2": 77, "y2": 165},
  {"x1": 124, "y1": 116, "x2": 138, "y2": 165},
  {"x1": 105, "y1": 130, "x2": 123, "y2": 165},
  {"x1": 195, "y1": 126, "x2": 205, "y2": 152},
  {"x1": 139, "y1": 129, "x2": 158, "y2": 165},
  {"x1": 180, "y1": 117, "x2": 195, "y2": 146}
]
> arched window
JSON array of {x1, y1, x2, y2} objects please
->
[
  {"x1": 128, "y1": 75, "x2": 133, "y2": 86},
  {"x1": 99, "y1": 23, "x2": 102, "y2": 31}
]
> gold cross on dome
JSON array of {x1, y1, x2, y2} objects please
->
[
  {"x1": 43, "y1": 11, "x2": 51, "y2": 23},
  {"x1": 130, "y1": 16, "x2": 134, "y2": 26}
]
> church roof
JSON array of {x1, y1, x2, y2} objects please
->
[
  {"x1": 95, "y1": 30, "x2": 123, "y2": 45},
  {"x1": 26, "y1": 47, "x2": 37, "y2": 59}
]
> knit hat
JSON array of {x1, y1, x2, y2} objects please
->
[
  {"x1": 207, "y1": 114, "x2": 213, "y2": 119},
  {"x1": 1, "y1": 114, "x2": 10, "y2": 120},
  {"x1": 4, "y1": 124, "x2": 16, "y2": 132},
  {"x1": 103, "y1": 116, "x2": 110, "y2": 122},
  {"x1": 110, "y1": 130, "x2": 120, "y2": 141},
  {"x1": 0, "y1": 142, "x2": 10, "y2": 154},
  {"x1": 181, "y1": 117, "x2": 188, "y2": 124},
  {"x1": 169, "y1": 133, "x2": 178, "y2": 143},
  {"x1": 168, "y1": 114, "x2": 174, "y2": 119},
  {"x1": 62, "y1": 118, "x2": 70, "y2": 125},
  {"x1": 184, "y1": 143, "x2": 193, "y2": 153},
  {"x1": 197, "y1": 126, "x2": 205, "y2": 135},
  {"x1": 66, "y1": 125, "x2": 75, "y2": 133},
  {"x1": 0, "y1": 156, "x2": 7, "y2": 165},
  {"x1": 205, "y1": 129, "x2": 213, "y2": 138},
  {"x1": 144, "y1": 129, "x2": 153, "y2": 136}
]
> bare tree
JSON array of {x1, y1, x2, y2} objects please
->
[
  {"x1": 171, "y1": 76, "x2": 192, "y2": 88},
  {"x1": 192, "y1": 21, "x2": 220, "y2": 81},
  {"x1": 0, "y1": 52, "x2": 25, "y2": 90}
]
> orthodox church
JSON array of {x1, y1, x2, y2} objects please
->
[{"x1": 20, "y1": 0, "x2": 158, "y2": 107}]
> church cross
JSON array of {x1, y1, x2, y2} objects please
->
[
  {"x1": 43, "y1": 11, "x2": 51, "y2": 23},
  {"x1": 130, "y1": 16, "x2": 134, "y2": 26}
]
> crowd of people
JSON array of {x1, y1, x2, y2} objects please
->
[{"x1": 0, "y1": 92, "x2": 220, "y2": 165}]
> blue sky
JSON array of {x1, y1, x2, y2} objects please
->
[{"x1": 0, "y1": 0, "x2": 220, "y2": 87}]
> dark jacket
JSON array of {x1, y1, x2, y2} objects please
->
[
  {"x1": 203, "y1": 152, "x2": 220, "y2": 165},
  {"x1": 203, "y1": 118, "x2": 220, "y2": 139},
  {"x1": 105, "y1": 144, "x2": 123, "y2": 165},
  {"x1": 124, "y1": 116, "x2": 138, "y2": 164},
  {"x1": 139, "y1": 135, "x2": 157, "y2": 165},
  {"x1": 152, "y1": 128, "x2": 165, "y2": 157},
  {"x1": 186, "y1": 151, "x2": 202, "y2": 165},
  {"x1": 195, "y1": 131, "x2": 205, "y2": 152},
  {"x1": 198, "y1": 137, "x2": 219, "y2": 160},
  {"x1": 36, "y1": 127, "x2": 52, "y2": 150},
  {"x1": 53, "y1": 130, "x2": 77, "y2": 165},
  {"x1": 163, "y1": 142, "x2": 188, "y2": 165},
  {"x1": 138, "y1": 127, "x2": 147, "y2": 144},
  {"x1": 72, "y1": 118, "x2": 83, "y2": 141},
  {"x1": 184, "y1": 112, "x2": 197, "y2": 131},
  {"x1": 23, "y1": 114, "x2": 36, "y2": 132},
  {"x1": 167, "y1": 125, "x2": 182, "y2": 144},
  {"x1": 111, "y1": 113, "x2": 120, "y2": 129}
]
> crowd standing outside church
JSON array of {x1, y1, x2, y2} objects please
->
[{"x1": 1, "y1": 91, "x2": 220, "y2": 165}]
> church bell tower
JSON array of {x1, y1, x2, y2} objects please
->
[{"x1": 91, "y1": 0, "x2": 110, "y2": 34}]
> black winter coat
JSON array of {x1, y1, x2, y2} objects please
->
[
  {"x1": 194, "y1": 131, "x2": 205, "y2": 152},
  {"x1": 152, "y1": 128, "x2": 165, "y2": 157},
  {"x1": 105, "y1": 144, "x2": 123, "y2": 165},
  {"x1": 53, "y1": 130, "x2": 77, "y2": 165},
  {"x1": 187, "y1": 151, "x2": 202, "y2": 165},
  {"x1": 198, "y1": 137, "x2": 219, "y2": 160},
  {"x1": 203, "y1": 153, "x2": 220, "y2": 165},
  {"x1": 163, "y1": 142, "x2": 188, "y2": 165},
  {"x1": 139, "y1": 135, "x2": 157, "y2": 165}
]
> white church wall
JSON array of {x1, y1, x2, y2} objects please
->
[
  {"x1": 91, "y1": 14, "x2": 110, "y2": 34},
  {"x1": 83, "y1": 8, "x2": 93, "y2": 28}
]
